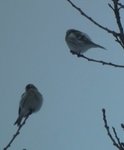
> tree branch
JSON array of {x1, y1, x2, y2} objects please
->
[
  {"x1": 108, "y1": 0, "x2": 124, "y2": 48},
  {"x1": 118, "y1": 3, "x2": 124, "y2": 9},
  {"x1": 102, "y1": 108, "x2": 124, "y2": 150},
  {"x1": 67, "y1": 0, "x2": 118, "y2": 36},
  {"x1": 3, "y1": 114, "x2": 31, "y2": 150},
  {"x1": 112, "y1": 127, "x2": 123, "y2": 149},
  {"x1": 67, "y1": 0, "x2": 124, "y2": 49},
  {"x1": 102, "y1": 109, "x2": 120, "y2": 149},
  {"x1": 71, "y1": 51, "x2": 124, "y2": 68}
]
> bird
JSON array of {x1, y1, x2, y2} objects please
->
[
  {"x1": 14, "y1": 84, "x2": 43, "y2": 126},
  {"x1": 65, "y1": 29, "x2": 106, "y2": 55}
]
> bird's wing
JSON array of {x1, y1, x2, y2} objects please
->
[
  {"x1": 77, "y1": 32, "x2": 92, "y2": 42},
  {"x1": 18, "y1": 107, "x2": 21, "y2": 115},
  {"x1": 18, "y1": 93, "x2": 27, "y2": 115}
]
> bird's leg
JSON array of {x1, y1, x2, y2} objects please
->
[
  {"x1": 70, "y1": 50, "x2": 75, "y2": 55},
  {"x1": 28, "y1": 109, "x2": 33, "y2": 115},
  {"x1": 77, "y1": 53, "x2": 81, "y2": 57},
  {"x1": 70, "y1": 50, "x2": 82, "y2": 57},
  {"x1": 77, "y1": 51, "x2": 82, "y2": 57}
]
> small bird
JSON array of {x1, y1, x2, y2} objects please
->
[
  {"x1": 65, "y1": 29, "x2": 106, "y2": 55},
  {"x1": 14, "y1": 84, "x2": 43, "y2": 126}
]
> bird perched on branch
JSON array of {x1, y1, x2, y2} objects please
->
[
  {"x1": 14, "y1": 84, "x2": 43, "y2": 126},
  {"x1": 65, "y1": 29, "x2": 106, "y2": 55}
]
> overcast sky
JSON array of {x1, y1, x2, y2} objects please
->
[{"x1": 1, "y1": 0, "x2": 124, "y2": 150}]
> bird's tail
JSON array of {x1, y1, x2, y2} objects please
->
[
  {"x1": 14, "y1": 116, "x2": 23, "y2": 126},
  {"x1": 94, "y1": 43, "x2": 106, "y2": 50}
]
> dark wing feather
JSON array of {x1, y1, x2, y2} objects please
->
[
  {"x1": 18, "y1": 107, "x2": 21, "y2": 115},
  {"x1": 77, "y1": 32, "x2": 92, "y2": 43}
]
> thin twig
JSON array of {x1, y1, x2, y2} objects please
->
[
  {"x1": 112, "y1": 0, "x2": 124, "y2": 47},
  {"x1": 113, "y1": 0, "x2": 123, "y2": 34},
  {"x1": 67, "y1": 0, "x2": 124, "y2": 48},
  {"x1": 108, "y1": 3, "x2": 114, "y2": 11},
  {"x1": 118, "y1": 3, "x2": 124, "y2": 9},
  {"x1": 112, "y1": 127, "x2": 123, "y2": 149},
  {"x1": 102, "y1": 109, "x2": 120, "y2": 149},
  {"x1": 3, "y1": 114, "x2": 31, "y2": 150},
  {"x1": 71, "y1": 51, "x2": 124, "y2": 68},
  {"x1": 108, "y1": 0, "x2": 124, "y2": 48},
  {"x1": 115, "y1": 35, "x2": 124, "y2": 48},
  {"x1": 121, "y1": 123, "x2": 124, "y2": 129},
  {"x1": 67, "y1": 0, "x2": 118, "y2": 36}
]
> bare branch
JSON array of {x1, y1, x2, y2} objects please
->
[
  {"x1": 108, "y1": 0, "x2": 124, "y2": 47},
  {"x1": 67, "y1": 0, "x2": 124, "y2": 49},
  {"x1": 111, "y1": 0, "x2": 124, "y2": 47},
  {"x1": 121, "y1": 123, "x2": 124, "y2": 129},
  {"x1": 71, "y1": 51, "x2": 124, "y2": 68},
  {"x1": 118, "y1": 3, "x2": 124, "y2": 9},
  {"x1": 112, "y1": 127, "x2": 123, "y2": 149},
  {"x1": 3, "y1": 113, "x2": 31, "y2": 150},
  {"x1": 102, "y1": 108, "x2": 120, "y2": 149},
  {"x1": 113, "y1": 0, "x2": 123, "y2": 34},
  {"x1": 67, "y1": 0, "x2": 118, "y2": 36},
  {"x1": 108, "y1": 3, "x2": 114, "y2": 11}
]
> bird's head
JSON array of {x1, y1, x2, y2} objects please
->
[
  {"x1": 65, "y1": 29, "x2": 79, "y2": 40},
  {"x1": 66, "y1": 29, "x2": 92, "y2": 42},
  {"x1": 25, "y1": 84, "x2": 37, "y2": 91}
]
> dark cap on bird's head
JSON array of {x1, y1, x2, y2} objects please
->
[
  {"x1": 66, "y1": 29, "x2": 79, "y2": 37},
  {"x1": 25, "y1": 84, "x2": 37, "y2": 91}
]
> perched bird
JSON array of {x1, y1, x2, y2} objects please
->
[
  {"x1": 65, "y1": 29, "x2": 106, "y2": 55},
  {"x1": 14, "y1": 84, "x2": 43, "y2": 126}
]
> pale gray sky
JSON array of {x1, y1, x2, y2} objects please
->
[{"x1": 1, "y1": 0, "x2": 124, "y2": 150}]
